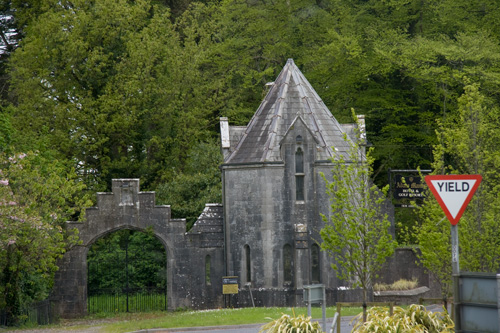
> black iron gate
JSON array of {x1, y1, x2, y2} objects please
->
[{"x1": 87, "y1": 229, "x2": 167, "y2": 313}]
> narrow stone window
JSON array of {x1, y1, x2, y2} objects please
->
[
  {"x1": 283, "y1": 244, "x2": 293, "y2": 284},
  {"x1": 295, "y1": 147, "x2": 305, "y2": 201},
  {"x1": 296, "y1": 176, "x2": 304, "y2": 201},
  {"x1": 205, "y1": 255, "x2": 211, "y2": 285},
  {"x1": 311, "y1": 244, "x2": 320, "y2": 283},
  {"x1": 295, "y1": 147, "x2": 304, "y2": 173},
  {"x1": 244, "y1": 245, "x2": 252, "y2": 283}
]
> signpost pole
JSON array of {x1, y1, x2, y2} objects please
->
[
  {"x1": 322, "y1": 285, "x2": 326, "y2": 332},
  {"x1": 451, "y1": 225, "x2": 459, "y2": 275},
  {"x1": 451, "y1": 225, "x2": 461, "y2": 331}
]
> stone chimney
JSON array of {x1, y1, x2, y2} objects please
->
[{"x1": 220, "y1": 117, "x2": 231, "y2": 158}]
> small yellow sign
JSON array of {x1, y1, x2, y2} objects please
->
[{"x1": 222, "y1": 276, "x2": 238, "y2": 295}]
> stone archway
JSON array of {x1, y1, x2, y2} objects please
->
[{"x1": 50, "y1": 179, "x2": 194, "y2": 318}]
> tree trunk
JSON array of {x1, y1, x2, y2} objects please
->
[{"x1": 362, "y1": 288, "x2": 367, "y2": 322}]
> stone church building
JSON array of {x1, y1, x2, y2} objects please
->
[
  {"x1": 219, "y1": 58, "x2": 366, "y2": 306},
  {"x1": 51, "y1": 59, "x2": 414, "y2": 317}
]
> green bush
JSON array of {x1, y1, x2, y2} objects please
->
[
  {"x1": 352, "y1": 304, "x2": 454, "y2": 332},
  {"x1": 259, "y1": 309, "x2": 323, "y2": 333}
]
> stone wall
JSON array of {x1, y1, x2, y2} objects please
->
[
  {"x1": 50, "y1": 179, "x2": 225, "y2": 318},
  {"x1": 228, "y1": 288, "x2": 361, "y2": 308},
  {"x1": 50, "y1": 179, "x2": 436, "y2": 319},
  {"x1": 373, "y1": 247, "x2": 441, "y2": 299}
]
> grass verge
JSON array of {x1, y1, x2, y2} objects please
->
[{"x1": 9, "y1": 306, "x2": 362, "y2": 332}]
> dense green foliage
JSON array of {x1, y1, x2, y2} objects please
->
[
  {"x1": 1, "y1": 0, "x2": 500, "y2": 324},
  {"x1": 9, "y1": 0, "x2": 211, "y2": 190},
  {"x1": 6, "y1": 0, "x2": 500, "y2": 195},
  {"x1": 87, "y1": 229, "x2": 166, "y2": 293},
  {"x1": 87, "y1": 229, "x2": 167, "y2": 314},
  {"x1": 0, "y1": 152, "x2": 90, "y2": 325},
  {"x1": 5, "y1": 0, "x2": 500, "y2": 196},
  {"x1": 156, "y1": 140, "x2": 222, "y2": 228}
]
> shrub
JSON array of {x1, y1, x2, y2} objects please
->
[
  {"x1": 373, "y1": 278, "x2": 419, "y2": 291},
  {"x1": 352, "y1": 304, "x2": 454, "y2": 332},
  {"x1": 259, "y1": 309, "x2": 323, "y2": 333}
]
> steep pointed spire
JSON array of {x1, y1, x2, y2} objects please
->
[{"x1": 225, "y1": 59, "x2": 351, "y2": 164}]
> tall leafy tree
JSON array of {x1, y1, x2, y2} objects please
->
[
  {"x1": 156, "y1": 140, "x2": 222, "y2": 229},
  {"x1": 320, "y1": 113, "x2": 396, "y2": 321},
  {"x1": 9, "y1": 0, "x2": 154, "y2": 189},
  {"x1": 432, "y1": 80, "x2": 500, "y2": 273},
  {"x1": 9, "y1": 0, "x2": 217, "y2": 191}
]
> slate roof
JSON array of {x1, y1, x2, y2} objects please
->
[{"x1": 225, "y1": 59, "x2": 352, "y2": 164}]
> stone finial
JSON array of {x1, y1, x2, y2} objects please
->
[{"x1": 357, "y1": 115, "x2": 366, "y2": 142}]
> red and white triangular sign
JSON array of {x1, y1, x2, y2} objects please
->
[{"x1": 425, "y1": 175, "x2": 482, "y2": 225}]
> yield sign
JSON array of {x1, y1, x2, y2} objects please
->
[{"x1": 425, "y1": 175, "x2": 482, "y2": 225}]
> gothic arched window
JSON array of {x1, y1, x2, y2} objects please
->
[
  {"x1": 205, "y1": 255, "x2": 211, "y2": 285},
  {"x1": 295, "y1": 147, "x2": 304, "y2": 201}
]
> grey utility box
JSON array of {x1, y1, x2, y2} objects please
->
[{"x1": 304, "y1": 284, "x2": 326, "y2": 331}]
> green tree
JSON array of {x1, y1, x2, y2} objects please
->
[
  {"x1": 156, "y1": 140, "x2": 222, "y2": 229},
  {"x1": 0, "y1": 151, "x2": 90, "y2": 325},
  {"x1": 413, "y1": 79, "x2": 500, "y2": 299},
  {"x1": 206, "y1": 0, "x2": 337, "y2": 125},
  {"x1": 8, "y1": 0, "x2": 218, "y2": 191},
  {"x1": 320, "y1": 112, "x2": 396, "y2": 321},
  {"x1": 0, "y1": 107, "x2": 13, "y2": 152},
  {"x1": 306, "y1": 26, "x2": 438, "y2": 186},
  {"x1": 412, "y1": 199, "x2": 454, "y2": 300},
  {"x1": 303, "y1": 0, "x2": 500, "y2": 190}
]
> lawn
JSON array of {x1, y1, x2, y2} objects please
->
[{"x1": 10, "y1": 306, "x2": 363, "y2": 332}]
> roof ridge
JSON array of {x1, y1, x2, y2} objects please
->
[
  {"x1": 226, "y1": 60, "x2": 293, "y2": 163},
  {"x1": 262, "y1": 68, "x2": 292, "y2": 160},
  {"x1": 224, "y1": 59, "x2": 351, "y2": 164}
]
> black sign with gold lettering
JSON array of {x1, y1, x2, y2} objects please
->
[{"x1": 393, "y1": 175, "x2": 426, "y2": 199}]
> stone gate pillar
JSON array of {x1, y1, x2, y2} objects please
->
[{"x1": 51, "y1": 245, "x2": 88, "y2": 318}]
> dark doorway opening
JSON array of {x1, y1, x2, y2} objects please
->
[{"x1": 87, "y1": 229, "x2": 167, "y2": 313}]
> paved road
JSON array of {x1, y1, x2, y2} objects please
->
[{"x1": 131, "y1": 315, "x2": 357, "y2": 333}]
